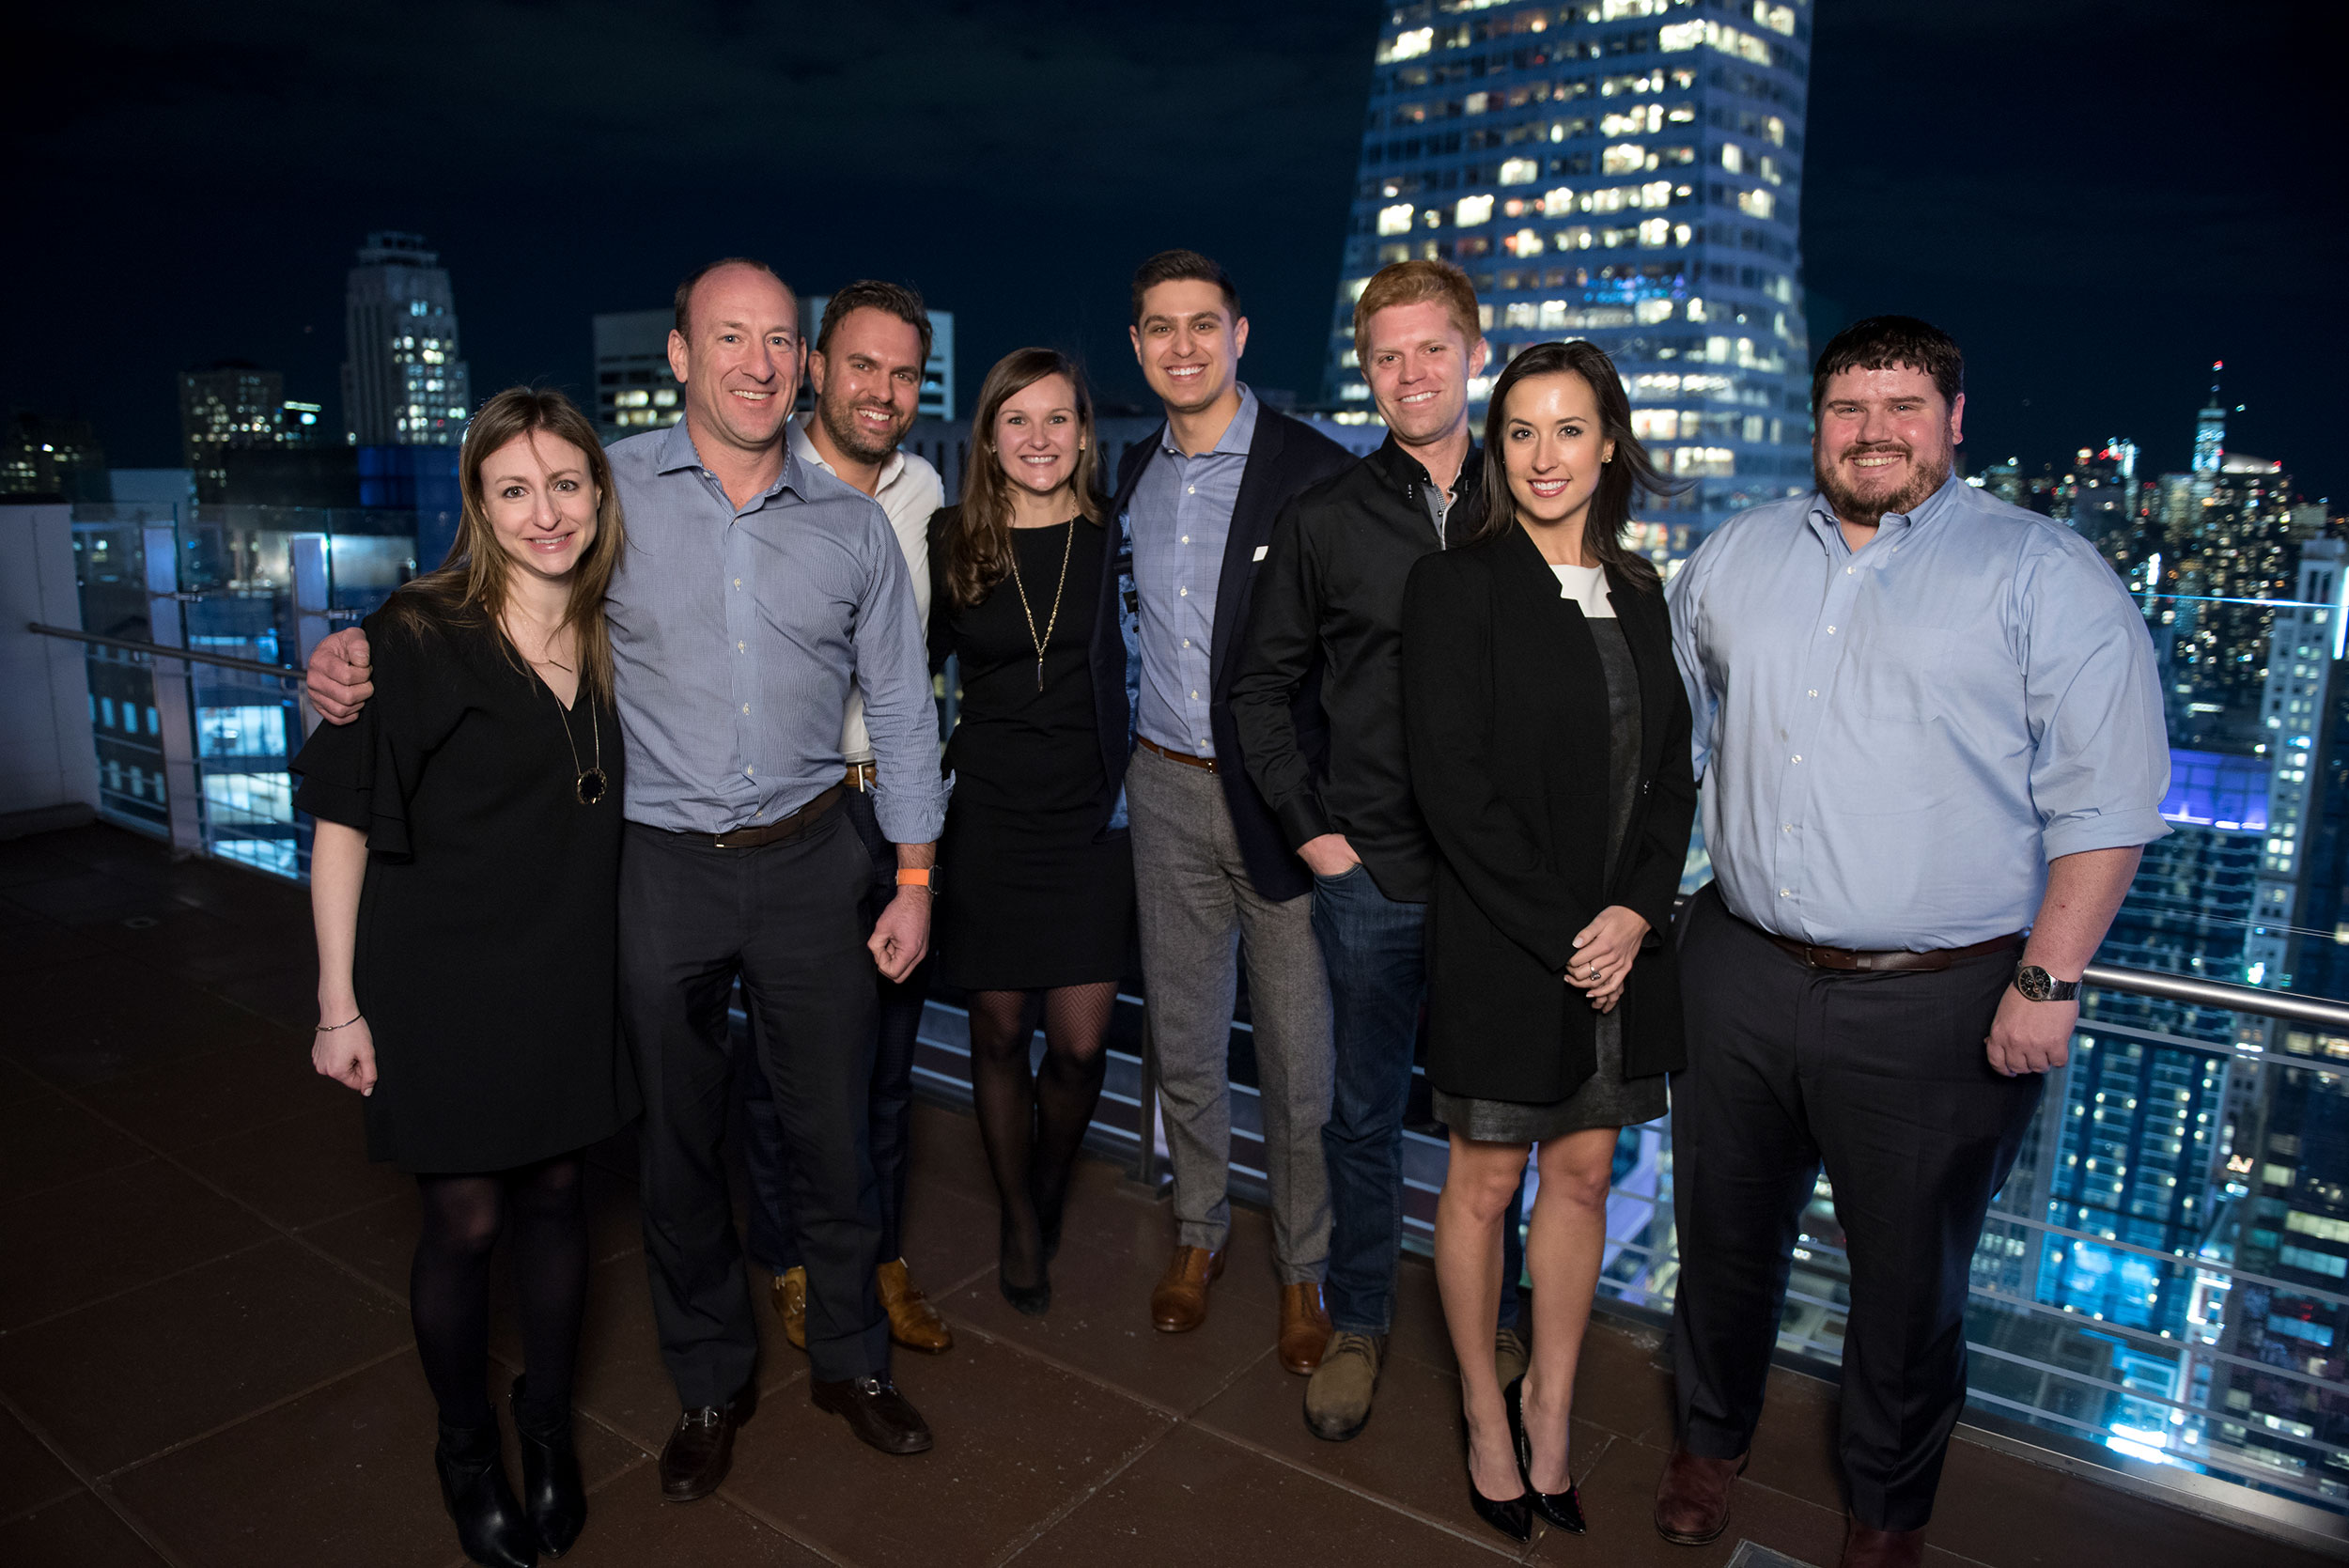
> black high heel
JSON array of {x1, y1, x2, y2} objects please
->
[
  {"x1": 1505, "y1": 1375, "x2": 1586, "y2": 1533},
  {"x1": 998, "y1": 1212, "x2": 1051, "y2": 1316},
  {"x1": 1463, "y1": 1417, "x2": 1532, "y2": 1544},
  {"x1": 510, "y1": 1375, "x2": 585, "y2": 1557},
  {"x1": 434, "y1": 1417, "x2": 537, "y2": 1568}
]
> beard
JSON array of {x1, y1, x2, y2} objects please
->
[
  {"x1": 817, "y1": 393, "x2": 909, "y2": 465},
  {"x1": 1813, "y1": 441, "x2": 1952, "y2": 529}
]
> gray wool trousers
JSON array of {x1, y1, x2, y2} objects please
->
[{"x1": 1126, "y1": 744, "x2": 1332, "y2": 1283}]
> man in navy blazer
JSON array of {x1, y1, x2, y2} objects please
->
[{"x1": 1112, "y1": 250, "x2": 1355, "y2": 1371}]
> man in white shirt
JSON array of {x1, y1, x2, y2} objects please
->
[{"x1": 739, "y1": 281, "x2": 954, "y2": 1358}]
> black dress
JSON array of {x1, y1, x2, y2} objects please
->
[
  {"x1": 291, "y1": 604, "x2": 638, "y2": 1174},
  {"x1": 930, "y1": 513, "x2": 1136, "y2": 990}
]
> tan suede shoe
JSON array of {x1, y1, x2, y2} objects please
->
[
  {"x1": 1277, "y1": 1281, "x2": 1333, "y2": 1374},
  {"x1": 1303, "y1": 1330, "x2": 1386, "y2": 1441},
  {"x1": 770, "y1": 1266, "x2": 807, "y2": 1352},
  {"x1": 1148, "y1": 1244, "x2": 1226, "y2": 1332},
  {"x1": 878, "y1": 1257, "x2": 954, "y2": 1354},
  {"x1": 1494, "y1": 1326, "x2": 1530, "y2": 1389}
]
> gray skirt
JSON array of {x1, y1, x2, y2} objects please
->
[{"x1": 1433, "y1": 1006, "x2": 1668, "y2": 1143}]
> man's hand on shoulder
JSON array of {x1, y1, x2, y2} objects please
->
[
  {"x1": 306, "y1": 626, "x2": 374, "y2": 724},
  {"x1": 1985, "y1": 984, "x2": 2074, "y2": 1078}
]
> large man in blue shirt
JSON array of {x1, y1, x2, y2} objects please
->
[{"x1": 1655, "y1": 318, "x2": 2170, "y2": 1568}]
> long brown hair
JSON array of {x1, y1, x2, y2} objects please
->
[
  {"x1": 1464, "y1": 339, "x2": 1678, "y2": 591},
  {"x1": 944, "y1": 348, "x2": 1103, "y2": 609},
  {"x1": 381, "y1": 386, "x2": 627, "y2": 701}
]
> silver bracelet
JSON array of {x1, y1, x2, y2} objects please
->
[{"x1": 316, "y1": 1015, "x2": 364, "y2": 1032}]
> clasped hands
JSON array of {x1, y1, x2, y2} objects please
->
[{"x1": 1567, "y1": 906, "x2": 1648, "y2": 1014}]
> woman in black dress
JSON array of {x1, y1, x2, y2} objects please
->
[
  {"x1": 298, "y1": 387, "x2": 637, "y2": 1568},
  {"x1": 929, "y1": 348, "x2": 1137, "y2": 1314},
  {"x1": 1401, "y1": 341, "x2": 1696, "y2": 1542}
]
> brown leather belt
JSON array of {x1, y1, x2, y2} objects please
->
[
  {"x1": 844, "y1": 760, "x2": 877, "y2": 791},
  {"x1": 1138, "y1": 735, "x2": 1218, "y2": 774},
  {"x1": 678, "y1": 784, "x2": 843, "y2": 850},
  {"x1": 1757, "y1": 923, "x2": 2025, "y2": 973}
]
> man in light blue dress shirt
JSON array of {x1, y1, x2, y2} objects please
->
[{"x1": 1653, "y1": 318, "x2": 2169, "y2": 1568}]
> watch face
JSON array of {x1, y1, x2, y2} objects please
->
[{"x1": 2015, "y1": 965, "x2": 2054, "y2": 1001}]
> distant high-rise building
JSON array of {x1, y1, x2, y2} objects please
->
[
  {"x1": 1324, "y1": 0, "x2": 1814, "y2": 550},
  {"x1": 592, "y1": 311, "x2": 684, "y2": 444},
  {"x1": 1, "y1": 410, "x2": 107, "y2": 499},
  {"x1": 2193, "y1": 362, "x2": 2227, "y2": 475},
  {"x1": 179, "y1": 363, "x2": 322, "y2": 502},
  {"x1": 340, "y1": 232, "x2": 473, "y2": 447}
]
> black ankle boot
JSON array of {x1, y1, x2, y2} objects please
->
[
  {"x1": 510, "y1": 1375, "x2": 586, "y2": 1557},
  {"x1": 434, "y1": 1417, "x2": 537, "y2": 1568}
]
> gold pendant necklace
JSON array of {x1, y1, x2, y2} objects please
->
[{"x1": 1006, "y1": 520, "x2": 1077, "y2": 691}]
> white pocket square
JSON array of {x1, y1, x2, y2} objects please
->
[{"x1": 1252, "y1": 545, "x2": 1268, "y2": 562}]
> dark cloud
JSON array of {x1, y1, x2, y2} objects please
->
[{"x1": 8, "y1": 0, "x2": 2338, "y2": 500}]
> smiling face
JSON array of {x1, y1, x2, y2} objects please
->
[
  {"x1": 1361, "y1": 299, "x2": 1488, "y2": 448},
  {"x1": 810, "y1": 306, "x2": 924, "y2": 465},
  {"x1": 480, "y1": 429, "x2": 599, "y2": 585},
  {"x1": 1813, "y1": 363, "x2": 1964, "y2": 528},
  {"x1": 1500, "y1": 371, "x2": 1613, "y2": 530},
  {"x1": 991, "y1": 373, "x2": 1082, "y2": 502},
  {"x1": 1129, "y1": 279, "x2": 1248, "y2": 417},
  {"x1": 668, "y1": 263, "x2": 801, "y2": 456}
]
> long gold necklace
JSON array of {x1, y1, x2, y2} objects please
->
[
  {"x1": 513, "y1": 612, "x2": 606, "y2": 806},
  {"x1": 1006, "y1": 520, "x2": 1077, "y2": 691}
]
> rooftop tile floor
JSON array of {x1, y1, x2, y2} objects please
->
[{"x1": 0, "y1": 824, "x2": 2322, "y2": 1567}]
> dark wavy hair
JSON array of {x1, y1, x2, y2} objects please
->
[
  {"x1": 943, "y1": 348, "x2": 1104, "y2": 608},
  {"x1": 1810, "y1": 315, "x2": 1963, "y2": 413},
  {"x1": 1462, "y1": 339, "x2": 1677, "y2": 592}
]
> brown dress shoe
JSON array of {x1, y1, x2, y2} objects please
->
[
  {"x1": 1149, "y1": 1244, "x2": 1226, "y2": 1332},
  {"x1": 1841, "y1": 1520, "x2": 1925, "y2": 1568},
  {"x1": 878, "y1": 1258, "x2": 954, "y2": 1354},
  {"x1": 1277, "y1": 1281, "x2": 1333, "y2": 1374},
  {"x1": 1653, "y1": 1446, "x2": 1748, "y2": 1545},
  {"x1": 770, "y1": 1267, "x2": 807, "y2": 1352}
]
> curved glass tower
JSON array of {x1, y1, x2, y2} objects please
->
[{"x1": 1325, "y1": 0, "x2": 1815, "y2": 551}]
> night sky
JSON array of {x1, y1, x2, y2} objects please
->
[{"x1": 10, "y1": 0, "x2": 2339, "y2": 500}]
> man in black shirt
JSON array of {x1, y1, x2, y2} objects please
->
[{"x1": 1232, "y1": 258, "x2": 1523, "y2": 1440}]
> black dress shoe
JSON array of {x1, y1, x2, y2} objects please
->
[
  {"x1": 811, "y1": 1374, "x2": 934, "y2": 1455},
  {"x1": 510, "y1": 1376, "x2": 585, "y2": 1556},
  {"x1": 1505, "y1": 1375, "x2": 1586, "y2": 1533},
  {"x1": 435, "y1": 1419, "x2": 537, "y2": 1568},
  {"x1": 659, "y1": 1397, "x2": 744, "y2": 1502},
  {"x1": 1468, "y1": 1478, "x2": 1532, "y2": 1544}
]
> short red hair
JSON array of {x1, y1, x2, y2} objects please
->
[{"x1": 1353, "y1": 258, "x2": 1480, "y2": 358}]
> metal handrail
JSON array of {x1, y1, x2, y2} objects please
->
[
  {"x1": 2081, "y1": 959, "x2": 2349, "y2": 1032},
  {"x1": 28, "y1": 622, "x2": 302, "y2": 681}
]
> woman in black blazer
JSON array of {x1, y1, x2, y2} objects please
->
[{"x1": 1401, "y1": 340, "x2": 1696, "y2": 1541}]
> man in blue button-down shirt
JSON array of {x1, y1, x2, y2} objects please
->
[{"x1": 1653, "y1": 318, "x2": 2168, "y2": 1566}]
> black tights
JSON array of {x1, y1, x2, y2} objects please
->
[
  {"x1": 411, "y1": 1154, "x2": 587, "y2": 1433},
  {"x1": 965, "y1": 983, "x2": 1118, "y2": 1290}
]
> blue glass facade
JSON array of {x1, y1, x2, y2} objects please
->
[{"x1": 1326, "y1": 0, "x2": 1815, "y2": 548}]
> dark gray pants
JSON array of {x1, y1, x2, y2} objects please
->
[
  {"x1": 618, "y1": 811, "x2": 886, "y2": 1400},
  {"x1": 1670, "y1": 884, "x2": 2042, "y2": 1531}
]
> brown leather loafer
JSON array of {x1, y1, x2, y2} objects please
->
[
  {"x1": 1149, "y1": 1244, "x2": 1226, "y2": 1333},
  {"x1": 878, "y1": 1257, "x2": 954, "y2": 1354},
  {"x1": 771, "y1": 1267, "x2": 807, "y2": 1352},
  {"x1": 1840, "y1": 1520, "x2": 1925, "y2": 1568},
  {"x1": 1276, "y1": 1281, "x2": 1332, "y2": 1374},
  {"x1": 1653, "y1": 1446, "x2": 1747, "y2": 1545},
  {"x1": 811, "y1": 1374, "x2": 934, "y2": 1455},
  {"x1": 659, "y1": 1397, "x2": 746, "y2": 1502}
]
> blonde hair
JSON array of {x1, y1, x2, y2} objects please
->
[
  {"x1": 944, "y1": 349, "x2": 1103, "y2": 609},
  {"x1": 1352, "y1": 257, "x2": 1481, "y2": 359},
  {"x1": 382, "y1": 386, "x2": 627, "y2": 702}
]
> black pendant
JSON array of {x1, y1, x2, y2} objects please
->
[{"x1": 576, "y1": 768, "x2": 608, "y2": 805}]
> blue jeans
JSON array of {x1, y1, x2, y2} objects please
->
[
  {"x1": 1314, "y1": 863, "x2": 1523, "y2": 1335},
  {"x1": 739, "y1": 784, "x2": 929, "y2": 1272}
]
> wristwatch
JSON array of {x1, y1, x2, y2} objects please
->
[
  {"x1": 2013, "y1": 964, "x2": 2078, "y2": 1002},
  {"x1": 896, "y1": 866, "x2": 939, "y2": 893}
]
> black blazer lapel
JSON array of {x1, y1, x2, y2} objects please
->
[
  {"x1": 1604, "y1": 568, "x2": 1673, "y2": 784},
  {"x1": 1207, "y1": 411, "x2": 1292, "y2": 691},
  {"x1": 1112, "y1": 423, "x2": 1166, "y2": 515}
]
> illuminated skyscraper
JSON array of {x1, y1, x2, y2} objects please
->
[
  {"x1": 1325, "y1": 0, "x2": 1815, "y2": 548},
  {"x1": 340, "y1": 233, "x2": 473, "y2": 447}
]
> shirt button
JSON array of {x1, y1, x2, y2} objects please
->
[
  {"x1": 737, "y1": 641, "x2": 745, "y2": 652},
  {"x1": 1179, "y1": 586, "x2": 1189, "y2": 597},
  {"x1": 746, "y1": 767, "x2": 754, "y2": 777},
  {"x1": 1190, "y1": 690, "x2": 1199, "y2": 699},
  {"x1": 1779, "y1": 888, "x2": 1791, "y2": 897},
  {"x1": 1827, "y1": 625, "x2": 1838, "y2": 634},
  {"x1": 1187, "y1": 485, "x2": 1196, "y2": 495},
  {"x1": 1808, "y1": 689, "x2": 1818, "y2": 697},
  {"x1": 1182, "y1": 638, "x2": 1190, "y2": 647},
  {"x1": 1181, "y1": 535, "x2": 1190, "y2": 544},
  {"x1": 1782, "y1": 823, "x2": 1793, "y2": 832},
  {"x1": 1845, "y1": 567, "x2": 1855, "y2": 574},
  {"x1": 734, "y1": 578, "x2": 742, "y2": 589},
  {"x1": 741, "y1": 703, "x2": 751, "y2": 715},
  {"x1": 1791, "y1": 754, "x2": 1802, "y2": 763}
]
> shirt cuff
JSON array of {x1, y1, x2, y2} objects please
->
[
  {"x1": 1274, "y1": 794, "x2": 1333, "y2": 852},
  {"x1": 2043, "y1": 807, "x2": 2170, "y2": 861}
]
